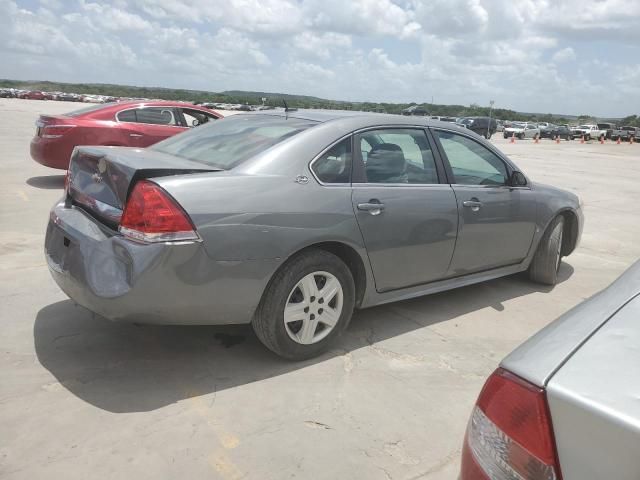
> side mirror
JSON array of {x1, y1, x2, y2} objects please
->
[
  {"x1": 191, "y1": 119, "x2": 200, "y2": 127},
  {"x1": 510, "y1": 171, "x2": 527, "y2": 187}
]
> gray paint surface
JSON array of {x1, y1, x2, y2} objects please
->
[{"x1": 45, "y1": 110, "x2": 583, "y2": 325}]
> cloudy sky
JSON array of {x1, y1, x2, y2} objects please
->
[{"x1": 2, "y1": 0, "x2": 639, "y2": 117}]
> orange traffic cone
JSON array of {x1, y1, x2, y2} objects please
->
[
  {"x1": 600, "y1": 136, "x2": 604, "y2": 144},
  {"x1": 631, "y1": 136, "x2": 635, "y2": 144},
  {"x1": 556, "y1": 136, "x2": 560, "y2": 144},
  {"x1": 510, "y1": 133, "x2": 515, "y2": 143},
  {"x1": 580, "y1": 135, "x2": 585, "y2": 144},
  {"x1": 617, "y1": 137, "x2": 621, "y2": 144}
]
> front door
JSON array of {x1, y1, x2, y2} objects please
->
[
  {"x1": 432, "y1": 129, "x2": 537, "y2": 276},
  {"x1": 351, "y1": 128, "x2": 458, "y2": 292}
]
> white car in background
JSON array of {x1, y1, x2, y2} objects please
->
[
  {"x1": 503, "y1": 122, "x2": 540, "y2": 140},
  {"x1": 571, "y1": 124, "x2": 606, "y2": 140}
]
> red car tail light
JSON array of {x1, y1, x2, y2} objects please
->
[
  {"x1": 42, "y1": 124, "x2": 76, "y2": 138},
  {"x1": 119, "y1": 180, "x2": 199, "y2": 243},
  {"x1": 460, "y1": 368, "x2": 562, "y2": 480}
]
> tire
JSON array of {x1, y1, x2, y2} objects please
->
[
  {"x1": 569, "y1": 135, "x2": 574, "y2": 140},
  {"x1": 252, "y1": 249, "x2": 356, "y2": 360},
  {"x1": 519, "y1": 133, "x2": 525, "y2": 140},
  {"x1": 529, "y1": 216, "x2": 565, "y2": 285}
]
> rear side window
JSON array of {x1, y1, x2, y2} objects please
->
[
  {"x1": 116, "y1": 107, "x2": 178, "y2": 125},
  {"x1": 358, "y1": 128, "x2": 438, "y2": 184},
  {"x1": 134, "y1": 107, "x2": 178, "y2": 126},
  {"x1": 312, "y1": 138, "x2": 351, "y2": 184},
  {"x1": 151, "y1": 115, "x2": 317, "y2": 170},
  {"x1": 435, "y1": 130, "x2": 508, "y2": 186},
  {"x1": 116, "y1": 109, "x2": 137, "y2": 122}
]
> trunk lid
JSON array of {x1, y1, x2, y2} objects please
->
[
  {"x1": 35, "y1": 114, "x2": 72, "y2": 137},
  {"x1": 67, "y1": 146, "x2": 219, "y2": 228}
]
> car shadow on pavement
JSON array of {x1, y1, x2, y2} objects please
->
[
  {"x1": 34, "y1": 264, "x2": 573, "y2": 413},
  {"x1": 26, "y1": 175, "x2": 65, "y2": 189}
]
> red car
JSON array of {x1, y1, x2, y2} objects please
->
[
  {"x1": 30, "y1": 101, "x2": 223, "y2": 169},
  {"x1": 20, "y1": 90, "x2": 48, "y2": 100}
]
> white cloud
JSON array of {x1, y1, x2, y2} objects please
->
[
  {"x1": 552, "y1": 47, "x2": 576, "y2": 63},
  {"x1": 1, "y1": 0, "x2": 640, "y2": 116}
]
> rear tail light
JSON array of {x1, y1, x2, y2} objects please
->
[
  {"x1": 461, "y1": 368, "x2": 562, "y2": 480},
  {"x1": 42, "y1": 124, "x2": 75, "y2": 138},
  {"x1": 119, "y1": 180, "x2": 199, "y2": 243}
]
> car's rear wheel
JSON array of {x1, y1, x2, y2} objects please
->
[
  {"x1": 253, "y1": 249, "x2": 355, "y2": 360},
  {"x1": 529, "y1": 216, "x2": 564, "y2": 285}
]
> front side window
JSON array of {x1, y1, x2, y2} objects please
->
[
  {"x1": 358, "y1": 129, "x2": 438, "y2": 184},
  {"x1": 181, "y1": 108, "x2": 217, "y2": 128},
  {"x1": 152, "y1": 115, "x2": 317, "y2": 170},
  {"x1": 434, "y1": 130, "x2": 508, "y2": 186},
  {"x1": 312, "y1": 138, "x2": 352, "y2": 184}
]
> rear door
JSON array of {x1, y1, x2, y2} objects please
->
[
  {"x1": 116, "y1": 107, "x2": 186, "y2": 147},
  {"x1": 432, "y1": 129, "x2": 537, "y2": 276},
  {"x1": 351, "y1": 128, "x2": 458, "y2": 292}
]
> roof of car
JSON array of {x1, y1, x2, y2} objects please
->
[{"x1": 235, "y1": 109, "x2": 468, "y2": 130}]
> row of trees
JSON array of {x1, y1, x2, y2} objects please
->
[{"x1": 2, "y1": 79, "x2": 635, "y2": 125}]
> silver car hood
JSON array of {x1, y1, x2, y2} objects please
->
[{"x1": 501, "y1": 260, "x2": 640, "y2": 387}]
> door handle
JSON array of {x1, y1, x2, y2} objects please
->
[
  {"x1": 357, "y1": 201, "x2": 385, "y2": 215},
  {"x1": 463, "y1": 199, "x2": 482, "y2": 212},
  {"x1": 129, "y1": 133, "x2": 143, "y2": 137}
]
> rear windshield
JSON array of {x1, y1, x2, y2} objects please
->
[
  {"x1": 65, "y1": 103, "x2": 116, "y2": 117},
  {"x1": 151, "y1": 114, "x2": 317, "y2": 169}
]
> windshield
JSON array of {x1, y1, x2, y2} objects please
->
[
  {"x1": 64, "y1": 103, "x2": 116, "y2": 117},
  {"x1": 579, "y1": 125, "x2": 591, "y2": 129},
  {"x1": 151, "y1": 114, "x2": 317, "y2": 169}
]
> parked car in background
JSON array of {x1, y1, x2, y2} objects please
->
[
  {"x1": 495, "y1": 120, "x2": 504, "y2": 132},
  {"x1": 30, "y1": 101, "x2": 223, "y2": 169},
  {"x1": 597, "y1": 122, "x2": 616, "y2": 139},
  {"x1": 457, "y1": 117, "x2": 497, "y2": 139},
  {"x1": 541, "y1": 124, "x2": 574, "y2": 140},
  {"x1": 45, "y1": 111, "x2": 582, "y2": 359},
  {"x1": 0, "y1": 89, "x2": 15, "y2": 98},
  {"x1": 612, "y1": 125, "x2": 639, "y2": 142},
  {"x1": 460, "y1": 260, "x2": 640, "y2": 480},
  {"x1": 504, "y1": 122, "x2": 540, "y2": 139},
  {"x1": 401, "y1": 105, "x2": 429, "y2": 116},
  {"x1": 429, "y1": 116, "x2": 457, "y2": 123},
  {"x1": 19, "y1": 90, "x2": 47, "y2": 100},
  {"x1": 571, "y1": 124, "x2": 606, "y2": 140}
]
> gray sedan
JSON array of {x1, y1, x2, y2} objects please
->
[
  {"x1": 460, "y1": 260, "x2": 640, "y2": 480},
  {"x1": 45, "y1": 111, "x2": 583, "y2": 359}
]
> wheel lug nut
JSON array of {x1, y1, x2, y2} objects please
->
[
  {"x1": 310, "y1": 296, "x2": 316, "y2": 302},
  {"x1": 304, "y1": 307, "x2": 309, "y2": 313},
  {"x1": 318, "y1": 308, "x2": 323, "y2": 315},
  {"x1": 310, "y1": 314, "x2": 315, "y2": 320},
  {"x1": 318, "y1": 298, "x2": 324, "y2": 304}
]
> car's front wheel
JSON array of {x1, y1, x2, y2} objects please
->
[
  {"x1": 529, "y1": 216, "x2": 564, "y2": 285},
  {"x1": 253, "y1": 249, "x2": 355, "y2": 360}
]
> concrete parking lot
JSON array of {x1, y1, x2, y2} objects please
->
[{"x1": 1, "y1": 98, "x2": 639, "y2": 480}]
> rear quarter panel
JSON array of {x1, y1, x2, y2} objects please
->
[
  {"x1": 546, "y1": 293, "x2": 640, "y2": 480},
  {"x1": 157, "y1": 173, "x2": 367, "y2": 264}
]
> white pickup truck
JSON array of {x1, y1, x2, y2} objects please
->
[{"x1": 571, "y1": 124, "x2": 607, "y2": 140}]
